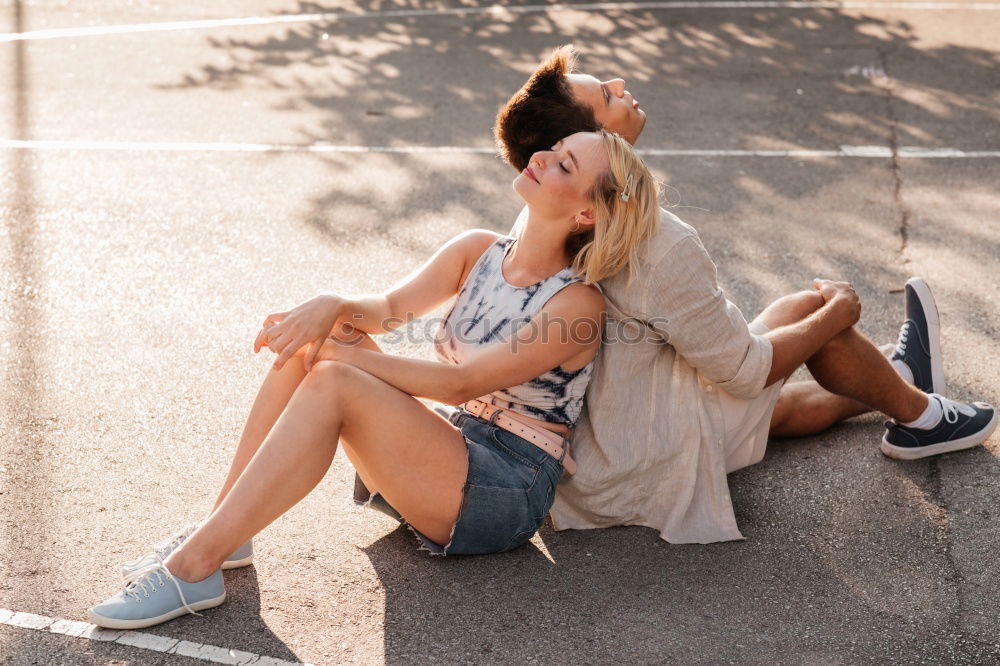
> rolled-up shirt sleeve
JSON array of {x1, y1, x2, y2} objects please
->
[{"x1": 641, "y1": 233, "x2": 773, "y2": 400}]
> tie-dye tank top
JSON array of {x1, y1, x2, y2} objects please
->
[{"x1": 433, "y1": 235, "x2": 598, "y2": 427}]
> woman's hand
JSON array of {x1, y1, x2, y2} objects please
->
[
  {"x1": 254, "y1": 294, "x2": 346, "y2": 371},
  {"x1": 812, "y1": 278, "x2": 861, "y2": 328}
]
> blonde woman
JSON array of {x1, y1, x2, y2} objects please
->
[{"x1": 87, "y1": 130, "x2": 661, "y2": 629}]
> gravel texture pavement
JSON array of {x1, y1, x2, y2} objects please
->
[{"x1": 2, "y1": 1, "x2": 998, "y2": 664}]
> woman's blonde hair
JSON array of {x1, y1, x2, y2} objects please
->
[{"x1": 567, "y1": 130, "x2": 660, "y2": 286}]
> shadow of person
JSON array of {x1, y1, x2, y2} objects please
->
[
  {"x1": 362, "y1": 513, "x2": 761, "y2": 662},
  {"x1": 362, "y1": 412, "x2": 1000, "y2": 663}
]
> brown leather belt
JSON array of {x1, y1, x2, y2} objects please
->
[{"x1": 461, "y1": 398, "x2": 576, "y2": 475}]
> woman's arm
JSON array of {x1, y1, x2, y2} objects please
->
[
  {"x1": 261, "y1": 229, "x2": 499, "y2": 370},
  {"x1": 323, "y1": 283, "x2": 605, "y2": 405},
  {"x1": 337, "y1": 229, "x2": 497, "y2": 335}
]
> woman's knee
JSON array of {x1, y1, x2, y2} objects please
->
[{"x1": 301, "y1": 359, "x2": 362, "y2": 396}]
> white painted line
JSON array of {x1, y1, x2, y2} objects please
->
[
  {"x1": 641, "y1": 148, "x2": 844, "y2": 157},
  {"x1": 1, "y1": 138, "x2": 999, "y2": 158},
  {"x1": 0, "y1": 607, "x2": 310, "y2": 666},
  {"x1": 115, "y1": 629, "x2": 180, "y2": 653},
  {"x1": 2, "y1": 1, "x2": 999, "y2": 42},
  {"x1": 0, "y1": 139, "x2": 496, "y2": 154},
  {"x1": 171, "y1": 640, "x2": 264, "y2": 665},
  {"x1": 7, "y1": 611, "x2": 53, "y2": 630},
  {"x1": 840, "y1": 145, "x2": 893, "y2": 157}
]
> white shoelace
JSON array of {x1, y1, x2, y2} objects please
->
[
  {"x1": 122, "y1": 555, "x2": 203, "y2": 617},
  {"x1": 123, "y1": 523, "x2": 199, "y2": 581},
  {"x1": 893, "y1": 320, "x2": 912, "y2": 357},
  {"x1": 930, "y1": 393, "x2": 977, "y2": 424}
]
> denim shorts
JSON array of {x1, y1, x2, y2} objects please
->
[{"x1": 353, "y1": 403, "x2": 565, "y2": 555}]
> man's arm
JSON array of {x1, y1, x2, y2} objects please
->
[
  {"x1": 762, "y1": 280, "x2": 860, "y2": 386},
  {"x1": 642, "y1": 234, "x2": 772, "y2": 400}
]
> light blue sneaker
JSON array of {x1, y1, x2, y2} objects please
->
[
  {"x1": 88, "y1": 561, "x2": 226, "y2": 629},
  {"x1": 223, "y1": 539, "x2": 254, "y2": 569},
  {"x1": 122, "y1": 524, "x2": 253, "y2": 579}
]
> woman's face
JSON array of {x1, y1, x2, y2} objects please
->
[{"x1": 513, "y1": 131, "x2": 610, "y2": 224}]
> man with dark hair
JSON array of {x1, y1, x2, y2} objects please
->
[
  {"x1": 495, "y1": 45, "x2": 645, "y2": 171},
  {"x1": 491, "y1": 45, "x2": 996, "y2": 544},
  {"x1": 494, "y1": 45, "x2": 602, "y2": 172}
]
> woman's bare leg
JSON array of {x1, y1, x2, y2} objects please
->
[
  {"x1": 164, "y1": 361, "x2": 468, "y2": 582},
  {"x1": 212, "y1": 356, "x2": 307, "y2": 511},
  {"x1": 212, "y1": 331, "x2": 384, "y2": 512}
]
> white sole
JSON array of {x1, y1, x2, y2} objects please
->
[
  {"x1": 87, "y1": 591, "x2": 226, "y2": 630},
  {"x1": 880, "y1": 410, "x2": 998, "y2": 460},
  {"x1": 907, "y1": 277, "x2": 945, "y2": 395},
  {"x1": 221, "y1": 555, "x2": 253, "y2": 570}
]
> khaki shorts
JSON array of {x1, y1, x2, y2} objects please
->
[{"x1": 718, "y1": 320, "x2": 785, "y2": 474}]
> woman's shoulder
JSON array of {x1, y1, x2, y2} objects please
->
[
  {"x1": 545, "y1": 281, "x2": 606, "y2": 318},
  {"x1": 450, "y1": 228, "x2": 507, "y2": 265},
  {"x1": 453, "y1": 228, "x2": 506, "y2": 248},
  {"x1": 442, "y1": 229, "x2": 509, "y2": 292}
]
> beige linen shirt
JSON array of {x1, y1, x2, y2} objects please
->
[{"x1": 510, "y1": 206, "x2": 773, "y2": 543}]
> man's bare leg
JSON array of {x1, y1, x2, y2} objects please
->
[
  {"x1": 753, "y1": 289, "x2": 923, "y2": 437},
  {"x1": 804, "y1": 325, "x2": 927, "y2": 424},
  {"x1": 770, "y1": 381, "x2": 870, "y2": 438}
]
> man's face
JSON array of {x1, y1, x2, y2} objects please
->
[{"x1": 567, "y1": 73, "x2": 646, "y2": 145}]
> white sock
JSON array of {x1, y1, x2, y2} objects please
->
[
  {"x1": 892, "y1": 359, "x2": 914, "y2": 386},
  {"x1": 901, "y1": 395, "x2": 943, "y2": 429}
]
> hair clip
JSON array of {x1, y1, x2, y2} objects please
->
[{"x1": 619, "y1": 174, "x2": 635, "y2": 202}]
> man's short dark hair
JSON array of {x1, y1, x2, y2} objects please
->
[{"x1": 494, "y1": 44, "x2": 600, "y2": 172}]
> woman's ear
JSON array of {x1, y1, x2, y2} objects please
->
[{"x1": 575, "y1": 208, "x2": 597, "y2": 234}]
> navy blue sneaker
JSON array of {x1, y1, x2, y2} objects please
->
[
  {"x1": 881, "y1": 394, "x2": 997, "y2": 460},
  {"x1": 890, "y1": 277, "x2": 945, "y2": 395}
]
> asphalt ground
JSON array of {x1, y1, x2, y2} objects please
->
[{"x1": 1, "y1": 1, "x2": 999, "y2": 664}]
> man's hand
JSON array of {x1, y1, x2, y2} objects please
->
[{"x1": 812, "y1": 278, "x2": 861, "y2": 328}]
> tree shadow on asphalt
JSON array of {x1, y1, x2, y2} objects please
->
[{"x1": 156, "y1": 0, "x2": 1000, "y2": 337}]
